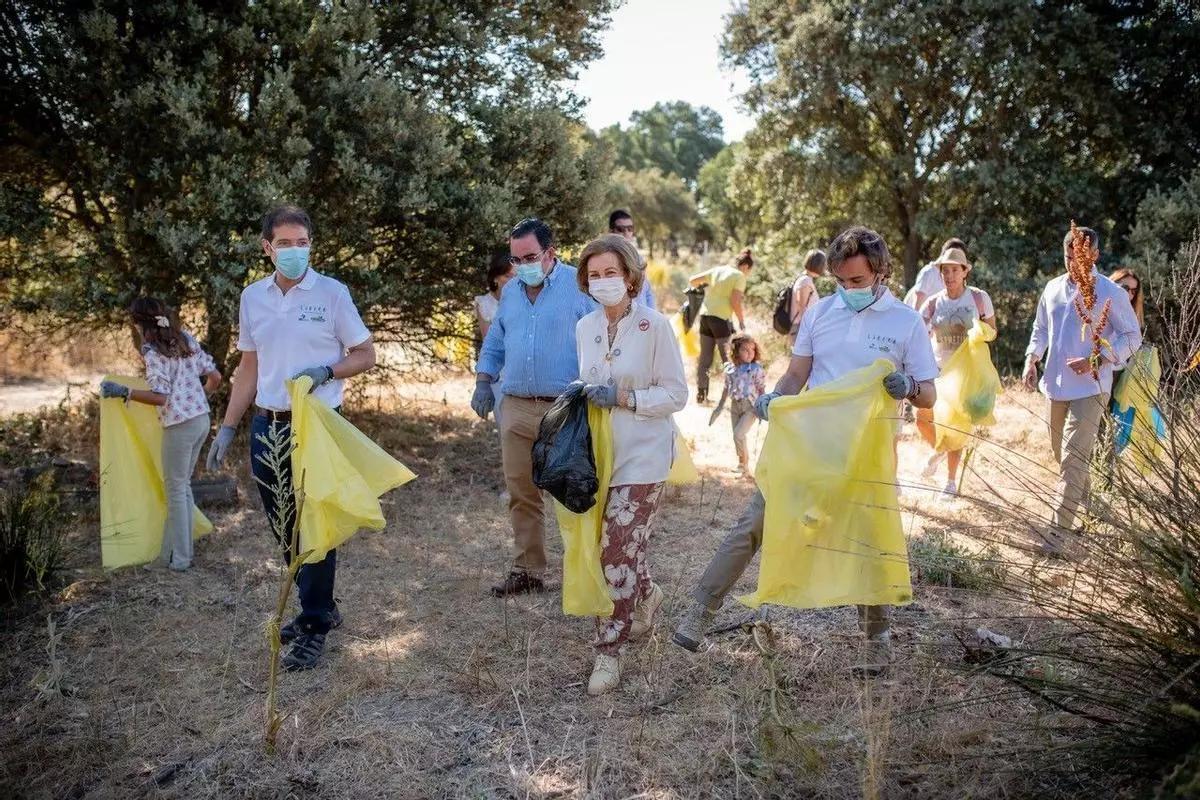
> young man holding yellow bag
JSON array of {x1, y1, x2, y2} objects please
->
[
  {"x1": 206, "y1": 205, "x2": 377, "y2": 671},
  {"x1": 673, "y1": 226, "x2": 938, "y2": 672}
]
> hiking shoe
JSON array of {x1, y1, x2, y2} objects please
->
[
  {"x1": 939, "y1": 480, "x2": 958, "y2": 501},
  {"x1": 282, "y1": 633, "x2": 326, "y2": 671},
  {"x1": 490, "y1": 570, "x2": 546, "y2": 597},
  {"x1": 629, "y1": 583, "x2": 665, "y2": 640},
  {"x1": 280, "y1": 607, "x2": 343, "y2": 644},
  {"x1": 587, "y1": 654, "x2": 621, "y2": 696},
  {"x1": 672, "y1": 601, "x2": 715, "y2": 652},
  {"x1": 851, "y1": 631, "x2": 894, "y2": 677}
]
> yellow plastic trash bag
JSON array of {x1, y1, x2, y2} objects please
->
[
  {"x1": 99, "y1": 375, "x2": 212, "y2": 568},
  {"x1": 1112, "y1": 345, "x2": 1166, "y2": 475},
  {"x1": 553, "y1": 403, "x2": 615, "y2": 617},
  {"x1": 673, "y1": 312, "x2": 700, "y2": 359},
  {"x1": 933, "y1": 320, "x2": 1002, "y2": 453},
  {"x1": 667, "y1": 424, "x2": 699, "y2": 485},
  {"x1": 288, "y1": 377, "x2": 417, "y2": 564},
  {"x1": 739, "y1": 360, "x2": 912, "y2": 610}
]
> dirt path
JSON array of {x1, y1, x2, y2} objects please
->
[
  {"x1": 0, "y1": 376, "x2": 103, "y2": 415},
  {"x1": 0, "y1": 373, "x2": 1070, "y2": 799}
]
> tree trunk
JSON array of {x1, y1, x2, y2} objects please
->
[{"x1": 204, "y1": 295, "x2": 235, "y2": 375}]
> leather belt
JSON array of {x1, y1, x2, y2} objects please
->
[
  {"x1": 509, "y1": 395, "x2": 557, "y2": 403},
  {"x1": 255, "y1": 407, "x2": 292, "y2": 422}
]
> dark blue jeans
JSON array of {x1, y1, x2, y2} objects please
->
[{"x1": 250, "y1": 413, "x2": 338, "y2": 635}]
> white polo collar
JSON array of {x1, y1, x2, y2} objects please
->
[{"x1": 267, "y1": 267, "x2": 319, "y2": 296}]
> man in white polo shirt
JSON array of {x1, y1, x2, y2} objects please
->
[
  {"x1": 674, "y1": 225, "x2": 938, "y2": 671},
  {"x1": 206, "y1": 204, "x2": 375, "y2": 671}
]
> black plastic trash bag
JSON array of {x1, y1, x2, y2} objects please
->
[
  {"x1": 532, "y1": 382, "x2": 599, "y2": 513},
  {"x1": 681, "y1": 286, "x2": 705, "y2": 332}
]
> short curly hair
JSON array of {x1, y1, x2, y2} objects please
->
[
  {"x1": 576, "y1": 234, "x2": 644, "y2": 298},
  {"x1": 827, "y1": 226, "x2": 892, "y2": 279}
]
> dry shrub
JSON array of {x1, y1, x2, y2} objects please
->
[
  {"x1": 947, "y1": 236, "x2": 1200, "y2": 795},
  {"x1": 0, "y1": 474, "x2": 68, "y2": 604}
]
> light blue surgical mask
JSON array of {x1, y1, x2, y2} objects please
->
[
  {"x1": 274, "y1": 245, "x2": 310, "y2": 280},
  {"x1": 836, "y1": 282, "x2": 880, "y2": 312},
  {"x1": 516, "y1": 262, "x2": 546, "y2": 287}
]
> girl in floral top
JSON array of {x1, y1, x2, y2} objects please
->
[
  {"x1": 711, "y1": 334, "x2": 767, "y2": 475},
  {"x1": 99, "y1": 298, "x2": 222, "y2": 571}
]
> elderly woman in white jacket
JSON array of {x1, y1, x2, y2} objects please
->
[{"x1": 575, "y1": 234, "x2": 688, "y2": 696}]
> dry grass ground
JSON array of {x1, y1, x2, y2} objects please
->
[{"x1": 0, "y1": 358, "x2": 1104, "y2": 799}]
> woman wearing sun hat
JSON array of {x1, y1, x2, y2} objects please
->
[{"x1": 916, "y1": 247, "x2": 997, "y2": 497}]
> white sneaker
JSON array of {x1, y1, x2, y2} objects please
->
[
  {"x1": 587, "y1": 654, "x2": 621, "y2": 696},
  {"x1": 922, "y1": 452, "x2": 946, "y2": 479},
  {"x1": 629, "y1": 583, "x2": 664, "y2": 640},
  {"x1": 940, "y1": 481, "x2": 958, "y2": 500}
]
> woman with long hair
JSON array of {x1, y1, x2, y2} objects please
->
[{"x1": 99, "y1": 298, "x2": 222, "y2": 570}]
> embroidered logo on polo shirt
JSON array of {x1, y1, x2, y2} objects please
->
[
  {"x1": 866, "y1": 333, "x2": 898, "y2": 354},
  {"x1": 297, "y1": 303, "x2": 328, "y2": 323}
]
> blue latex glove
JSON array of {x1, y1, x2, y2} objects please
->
[
  {"x1": 99, "y1": 380, "x2": 130, "y2": 400},
  {"x1": 471, "y1": 377, "x2": 496, "y2": 419},
  {"x1": 883, "y1": 371, "x2": 916, "y2": 401},
  {"x1": 583, "y1": 383, "x2": 617, "y2": 408},
  {"x1": 754, "y1": 391, "x2": 779, "y2": 421},
  {"x1": 205, "y1": 425, "x2": 236, "y2": 471},
  {"x1": 291, "y1": 366, "x2": 334, "y2": 393}
]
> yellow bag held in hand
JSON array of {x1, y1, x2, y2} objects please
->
[
  {"x1": 1111, "y1": 345, "x2": 1166, "y2": 476},
  {"x1": 99, "y1": 375, "x2": 212, "y2": 568},
  {"x1": 739, "y1": 359, "x2": 912, "y2": 610},
  {"x1": 933, "y1": 320, "x2": 1001, "y2": 453},
  {"x1": 673, "y1": 312, "x2": 700, "y2": 359},
  {"x1": 288, "y1": 377, "x2": 417, "y2": 564},
  {"x1": 554, "y1": 403, "x2": 616, "y2": 617},
  {"x1": 667, "y1": 424, "x2": 698, "y2": 485}
]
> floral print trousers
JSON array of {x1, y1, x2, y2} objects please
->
[{"x1": 595, "y1": 482, "x2": 666, "y2": 656}]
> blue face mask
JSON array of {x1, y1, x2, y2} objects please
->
[
  {"x1": 274, "y1": 246, "x2": 310, "y2": 280},
  {"x1": 516, "y1": 262, "x2": 546, "y2": 287},
  {"x1": 836, "y1": 282, "x2": 880, "y2": 312}
]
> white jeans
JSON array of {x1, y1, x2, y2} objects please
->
[{"x1": 161, "y1": 413, "x2": 209, "y2": 569}]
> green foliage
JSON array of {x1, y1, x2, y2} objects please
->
[
  {"x1": 601, "y1": 101, "x2": 725, "y2": 186},
  {"x1": 1130, "y1": 168, "x2": 1200, "y2": 282},
  {"x1": 0, "y1": 474, "x2": 67, "y2": 604},
  {"x1": 717, "y1": 0, "x2": 1200, "y2": 371},
  {"x1": 0, "y1": 1, "x2": 618, "y2": 367},
  {"x1": 605, "y1": 168, "x2": 698, "y2": 257},
  {"x1": 697, "y1": 142, "x2": 762, "y2": 249},
  {"x1": 909, "y1": 528, "x2": 1006, "y2": 592}
]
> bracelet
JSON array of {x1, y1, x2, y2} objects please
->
[{"x1": 905, "y1": 376, "x2": 920, "y2": 401}]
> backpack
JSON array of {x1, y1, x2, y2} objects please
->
[{"x1": 771, "y1": 285, "x2": 793, "y2": 335}]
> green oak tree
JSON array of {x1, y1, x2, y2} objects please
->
[
  {"x1": 0, "y1": 0, "x2": 617, "y2": 367},
  {"x1": 601, "y1": 101, "x2": 725, "y2": 187}
]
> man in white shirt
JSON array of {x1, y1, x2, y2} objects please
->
[
  {"x1": 1022, "y1": 225, "x2": 1141, "y2": 554},
  {"x1": 206, "y1": 205, "x2": 376, "y2": 670},
  {"x1": 904, "y1": 236, "x2": 966, "y2": 309},
  {"x1": 673, "y1": 226, "x2": 938, "y2": 671}
]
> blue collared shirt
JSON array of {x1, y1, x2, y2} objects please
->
[{"x1": 477, "y1": 261, "x2": 597, "y2": 398}]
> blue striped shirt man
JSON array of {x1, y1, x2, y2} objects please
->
[{"x1": 477, "y1": 260, "x2": 596, "y2": 398}]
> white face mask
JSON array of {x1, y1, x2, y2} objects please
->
[{"x1": 589, "y1": 276, "x2": 628, "y2": 307}]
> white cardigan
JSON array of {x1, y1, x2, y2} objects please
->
[{"x1": 576, "y1": 303, "x2": 688, "y2": 486}]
